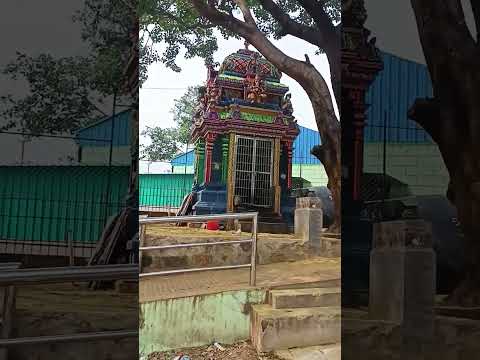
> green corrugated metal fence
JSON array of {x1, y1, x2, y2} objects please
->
[
  {"x1": 139, "y1": 174, "x2": 194, "y2": 208},
  {"x1": 0, "y1": 166, "x2": 129, "y2": 244}
]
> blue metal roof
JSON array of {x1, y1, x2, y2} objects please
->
[
  {"x1": 171, "y1": 149, "x2": 195, "y2": 166},
  {"x1": 293, "y1": 125, "x2": 321, "y2": 164},
  {"x1": 76, "y1": 109, "x2": 132, "y2": 147},
  {"x1": 171, "y1": 125, "x2": 322, "y2": 166},
  {"x1": 365, "y1": 51, "x2": 433, "y2": 143}
]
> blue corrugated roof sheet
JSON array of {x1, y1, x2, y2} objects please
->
[
  {"x1": 76, "y1": 110, "x2": 131, "y2": 147},
  {"x1": 171, "y1": 150, "x2": 195, "y2": 165},
  {"x1": 365, "y1": 51, "x2": 433, "y2": 143},
  {"x1": 171, "y1": 125, "x2": 322, "y2": 166}
]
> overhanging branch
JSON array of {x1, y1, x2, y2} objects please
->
[
  {"x1": 234, "y1": 0, "x2": 257, "y2": 25},
  {"x1": 258, "y1": 0, "x2": 325, "y2": 49}
]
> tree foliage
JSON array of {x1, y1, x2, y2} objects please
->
[
  {"x1": 140, "y1": 126, "x2": 182, "y2": 161},
  {"x1": 0, "y1": 0, "x2": 135, "y2": 135},
  {"x1": 139, "y1": 0, "x2": 340, "y2": 96}
]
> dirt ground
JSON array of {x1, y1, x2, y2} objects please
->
[
  {"x1": 7, "y1": 282, "x2": 138, "y2": 360},
  {"x1": 147, "y1": 341, "x2": 280, "y2": 360}
]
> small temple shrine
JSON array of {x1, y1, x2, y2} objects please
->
[{"x1": 189, "y1": 44, "x2": 300, "y2": 220}]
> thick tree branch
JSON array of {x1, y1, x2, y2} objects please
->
[
  {"x1": 258, "y1": 0, "x2": 340, "y2": 105},
  {"x1": 234, "y1": 0, "x2": 256, "y2": 25},
  {"x1": 407, "y1": 98, "x2": 442, "y2": 143},
  {"x1": 258, "y1": 0, "x2": 325, "y2": 47},
  {"x1": 470, "y1": 0, "x2": 480, "y2": 41},
  {"x1": 297, "y1": 0, "x2": 336, "y2": 35},
  {"x1": 411, "y1": 0, "x2": 476, "y2": 76}
]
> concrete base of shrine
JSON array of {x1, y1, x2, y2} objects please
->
[{"x1": 141, "y1": 226, "x2": 324, "y2": 274}]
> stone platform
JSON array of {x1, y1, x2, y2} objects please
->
[{"x1": 141, "y1": 225, "x2": 323, "y2": 273}]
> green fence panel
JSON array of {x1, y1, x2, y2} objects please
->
[
  {"x1": 139, "y1": 174, "x2": 194, "y2": 208},
  {"x1": 0, "y1": 166, "x2": 129, "y2": 244}
]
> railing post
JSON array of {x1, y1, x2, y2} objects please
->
[
  {"x1": 139, "y1": 224, "x2": 146, "y2": 273},
  {"x1": 250, "y1": 213, "x2": 258, "y2": 286},
  {"x1": 67, "y1": 231, "x2": 74, "y2": 267}
]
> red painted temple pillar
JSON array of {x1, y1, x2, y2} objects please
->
[
  {"x1": 204, "y1": 132, "x2": 216, "y2": 184},
  {"x1": 342, "y1": 0, "x2": 382, "y2": 201}
]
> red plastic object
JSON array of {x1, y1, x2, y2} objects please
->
[{"x1": 206, "y1": 221, "x2": 219, "y2": 231}]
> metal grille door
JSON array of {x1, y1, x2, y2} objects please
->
[{"x1": 234, "y1": 136, "x2": 273, "y2": 207}]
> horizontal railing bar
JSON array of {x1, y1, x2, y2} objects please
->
[
  {"x1": 140, "y1": 264, "x2": 251, "y2": 278},
  {"x1": 140, "y1": 239, "x2": 253, "y2": 251},
  {"x1": 139, "y1": 212, "x2": 258, "y2": 224},
  {"x1": 0, "y1": 330, "x2": 138, "y2": 347},
  {"x1": 0, "y1": 264, "x2": 138, "y2": 286}
]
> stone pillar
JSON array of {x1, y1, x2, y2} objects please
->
[
  {"x1": 204, "y1": 132, "x2": 216, "y2": 184},
  {"x1": 294, "y1": 197, "x2": 323, "y2": 248},
  {"x1": 369, "y1": 219, "x2": 436, "y2": 343}
]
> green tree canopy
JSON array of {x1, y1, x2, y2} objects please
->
[{"x1": 0, "y1": 0, "x2": 135, "y2": 135}]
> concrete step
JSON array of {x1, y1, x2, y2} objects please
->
[
  {"x1": 275, "y1": 343, "x2": 341, "y2": 360},
  {"x1": 268, "y1": 287, "x2": 340, "y2": 309},
  {"x1": 251, "y1": 305, "x2": 340, "y2": 353}
]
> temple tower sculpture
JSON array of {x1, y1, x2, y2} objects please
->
[{"x1": 191, "y1": 46, "x2": 299, "y2": 217}]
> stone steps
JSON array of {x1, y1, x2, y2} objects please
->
[
  {"x1": 268, "y1": 287, "x2": 341, "y2": 309},
  {"x1": 250, "y1": 304, "x2": 341, "y2": 353}
]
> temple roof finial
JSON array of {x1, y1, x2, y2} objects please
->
[{"x1": 244, "y1": 40, "x2": 250, "y2": 50}]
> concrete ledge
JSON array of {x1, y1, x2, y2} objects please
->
[
  {"x1": 251, "y1": 305, "x2": 340, "y2": 352},
  {"x1": 268, "y1": 287, "x2": 340, "y2": 309}
]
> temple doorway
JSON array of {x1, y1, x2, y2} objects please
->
[{"x1": 233, "y1": 135, "x2": 274, "y2": 208}]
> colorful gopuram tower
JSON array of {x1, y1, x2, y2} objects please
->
[{"x1": 191, "y1": 45, "x2": 299, "y2": 218}]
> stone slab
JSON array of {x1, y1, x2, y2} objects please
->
[
  {"x1": 251, "y1": 305, "x2": 340, "y2": 352},
  {"x1": 275, "y1": 343, "x2": 340, "y2": 360},
  {"x1": 268, "y1": 287, "x2": 340, "y2": 309}
]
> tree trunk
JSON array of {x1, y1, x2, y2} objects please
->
[
  {"x1": 241, "y1": 32, "x2": 342, "y2": 233},
  {"x1": 409, "y1": 0, "x2": 480, "y2": 304}
]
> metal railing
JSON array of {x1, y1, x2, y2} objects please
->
[
  {"x1": 0, "y1": 264, "x2": 138, "y2": 347},
  {"x1": 139, "y1": 212, "x2": 259, "y2": 286}
]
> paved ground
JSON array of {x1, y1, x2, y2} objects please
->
[{"x1": 140, "y1": 257, "x2": 340, "y2": 303}]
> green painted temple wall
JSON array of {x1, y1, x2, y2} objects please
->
[{"x1": 139, "y1": 289, "x2": 266, "y2": 356}]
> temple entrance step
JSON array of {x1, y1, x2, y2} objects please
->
[
  {"x1": 250, "y1": 304, "x2": 340, "y2": 353},
  {"x1": 250, "y1": 287, "x2": 340, "y2": 353}
]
